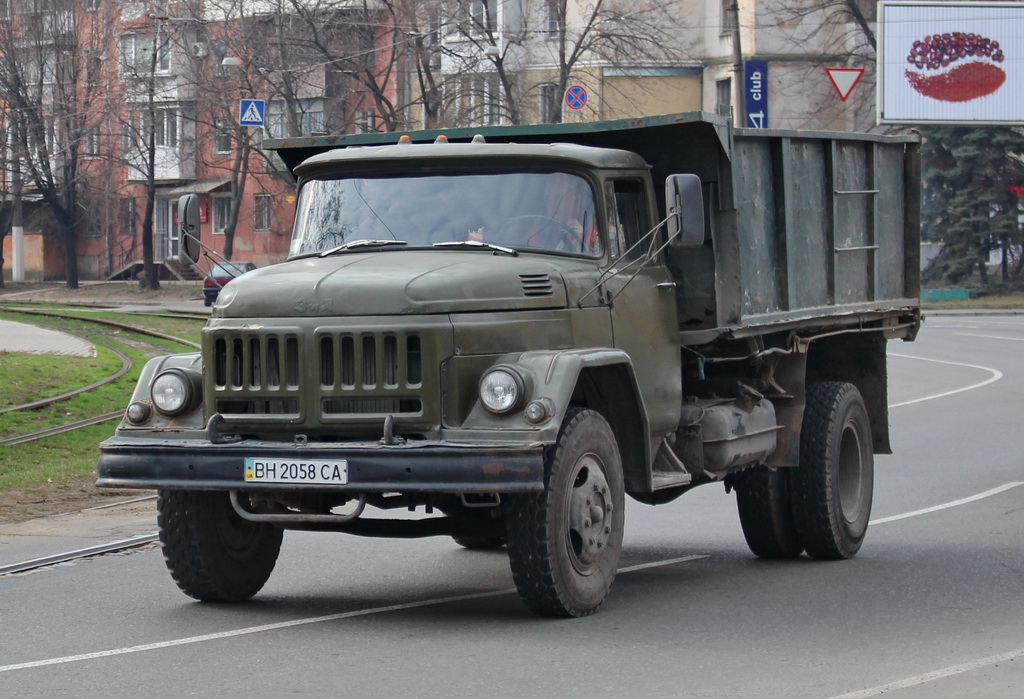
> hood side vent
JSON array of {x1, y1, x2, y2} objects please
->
[{"x1": 520, "y1": 273, "x2": 554, "y2": 297}]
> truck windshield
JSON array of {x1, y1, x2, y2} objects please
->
[{"x1": 289, "y1": 171, "x2": 601, "y2": 258}]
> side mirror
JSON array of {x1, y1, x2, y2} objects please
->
[
  {"x1": 665, "y1": 174, "x2": 705, "y2": 248},
  {"x1": 178, "y1": 193, "x2": 201, "y2": 265}
]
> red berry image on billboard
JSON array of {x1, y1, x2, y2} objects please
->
[{"x1": 904, "y1": 32, "x2": 1006, "y2": 102}]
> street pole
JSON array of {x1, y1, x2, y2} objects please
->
[
  {"x1": 730, "y1": 0, "x2": 745, "y2": 128},
  {"x1": 11, "y1": 139, "x2": 23, "y2": 283}
]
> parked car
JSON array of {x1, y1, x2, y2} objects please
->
[{"x1": 203, "y1": 261, "x2": 256, "y2": 306}]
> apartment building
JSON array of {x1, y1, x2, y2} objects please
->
[{"x1": 1, "y1": 0, "x2": 876, "y2": 282}]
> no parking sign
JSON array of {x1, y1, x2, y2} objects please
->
[{"x1": 565, "y1": 85, "x2": 588, "y2": 110}]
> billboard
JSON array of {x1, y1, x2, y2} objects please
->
[{"x1": 878, "y1": 1, "x2": 1024, "y2": 125}]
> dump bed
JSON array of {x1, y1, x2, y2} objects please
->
[{"x1": 266, "y1": 111, "x2": 920, "y2": 343}]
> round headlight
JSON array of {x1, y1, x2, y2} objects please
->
[
  {"x1": 479, "y1": 368, "x2": 524, "y2": 414},
  {"x1": 125, "y1": 401, "x2": 152, "y2": 424},
  {"x1": 524, "y1": 398, "x2": 554, "y2": 424},
  {"x1": 151, "y1": 370, "x2": 195, "y2": 416}
]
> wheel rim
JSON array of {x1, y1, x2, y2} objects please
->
[
  {"x1": 217, "y1": 498, "x2": 268, "y2": 559},
  {"x1": 837, "y1": 419, "x2": 865, "y2": 524},
  {"x1": 564, "y1": 452, "x2": 614, "y2": 575}
]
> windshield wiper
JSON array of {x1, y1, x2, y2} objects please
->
[
  {"x1": 319, "y1": 239, "x2": 407, "y2": 257},
  {"x1": 432, "y1": 240, "x2": 518, "y2": 256}
]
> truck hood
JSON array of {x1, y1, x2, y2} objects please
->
[{"x1": 214, "y1": 250, "x2": 570, "y2": 317}]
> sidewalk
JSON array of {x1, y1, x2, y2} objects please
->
[
  {"x1": 0, "y1": 319, "x2": 97, "y2": 356},
  {"x1": 0, "y1": 281, "x2": 208, "y2": 313}
]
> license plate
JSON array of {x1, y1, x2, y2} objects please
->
[{"x1": 244, "y1": 458, "x2": 348, "y2": 485}]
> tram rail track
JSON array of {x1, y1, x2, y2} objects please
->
[
  {"x1": 0, "y1": 308, "x2": 201, "y2": 444},
  {"x1": 0, "y1": 338, "x2": 132, "y2": 415},
  {"x1": 0, "y1": 532, "x2": 159, "y2": 577}
]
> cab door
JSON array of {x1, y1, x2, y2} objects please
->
[{"x1": 603, "y1": 177, "x2": 681, "y2": 435}]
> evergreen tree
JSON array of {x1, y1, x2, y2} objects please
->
[{"x1": 921, "y1": 127, "x2": 1024, "y2": 285}]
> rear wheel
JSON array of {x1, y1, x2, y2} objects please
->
[
  {"x1": 506, "y1": 408, "x2": 625, "y2": 617},
  {"x1": 790, "y1": 382, "x2": 874, "y2": 559},
  {"x1": 734, "y1": 464, "x2": 803, "y2": 559},
  {"x1": 158, "y1": 489, "x2": 283, "y2": 602}
]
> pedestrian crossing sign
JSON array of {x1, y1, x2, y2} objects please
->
[{"x1": 239, "y1": 99, "x2": 266, "y2": 126}]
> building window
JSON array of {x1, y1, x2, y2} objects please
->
[
  {"x1": 120, "y1": 34, "x2": 171, "y2": 74},
  {"x1": 355, "y1": 110, "x2": 375, "y2": 134},
  {"x1": 212, "y1": 196, "x2": 233, "y2": 235},
  {"x1": 86, "y1": 55, "x2": 101, "y2": 86},
  {"x1": 546, "y1": 0, "x2": 562, "y2": 34},
  {"x1": 716, "y1": 78, "x2": 731, "y2": 116},
  {"x1": 120, "y1": 197, "x2": 137, "y2": 239},
  {"x1": 144, "y1": 107, "x2": 178, "y2": 147},
  {"x1": 83, "y1": 125, "x2": 101, "y2": 158},
  {"x1": 253, "y1": 194, "x2": 272, "y2": 231},
  {"x1": 469, "y1": 0, "x2": 495, "y2": 32},
  {"x1": 540, "y1": 83, "x2": 559, "y2": 124},
  {"x1": 214, "y1": 117, "x2": 232, "y2": 154},
  {"x1": 721, "y1": 0, "x2": 735, "y2": 35},
  {"x1": 266, "y1": 99, "x2": 324, "y2": 138},
  {"x1": 457, "y1": 74, "x2": 500, "y2": 127}
]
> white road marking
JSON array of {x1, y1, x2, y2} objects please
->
[
  {"x1": 888, "y1": 353, "x2": 1002, "y2": 407},
  {"x1": 954, "y1": 332, "x2": 1024, "y2": 342},
  {"x1": 830, "y1": 646, "x2": 1024, "y2": 698},
  {"x1": 788, "y1": 344, "x2": 1014, "y2": 696},
  {"x1": 0, "y1": 555, "x2": 708, "y2": 674},
  {"x1": 870, "y1": 482, "x2": 1024, "y2": 525},
  {"x1": 619, "y1": 554, "x2": 708, "y2": 573}
]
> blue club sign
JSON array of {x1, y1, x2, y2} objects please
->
[{"x1": 744, "y1": 60, "x2": 768, "y2": 128}]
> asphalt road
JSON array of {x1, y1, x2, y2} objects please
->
[{"x1": 1, "y1": 315, "x2": 1022, "y2": 698}]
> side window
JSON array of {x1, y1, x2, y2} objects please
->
[{"x1": 610, "y1": 179, "x2": 647, "y2": 260}]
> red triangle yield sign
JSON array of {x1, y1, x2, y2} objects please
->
[{"x1": 825, "y1": 68, "x2": 864, "y2": 101}]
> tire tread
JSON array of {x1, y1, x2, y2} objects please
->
[{"x1": 791, "y1": 382, "x2": 871, "y2": 560}]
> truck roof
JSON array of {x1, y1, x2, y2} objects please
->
[
  {"x1": 265, "y1": 111, "x2": 733, "y2": 175},
  {"x1": 292, "y1": 140, "x2": 651, "y2": 178},
  {"x1": 265, "y1": 110, "x2": 918, "y2": 186}
]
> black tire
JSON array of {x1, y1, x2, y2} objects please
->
[
  {"x1": 790, "y1": 382, "x2": 874, "y2": 560},
  {"x1": 506, "y1": 408, "x2": 625, "y2": 618},
  {"x1": 734, "y1": 464, "x2": 803, "y2": 559},
  {"x1": 157, "y1": 489, "x2": 283, "y2": 602}
]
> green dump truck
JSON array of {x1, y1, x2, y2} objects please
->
[{"x1": 97, "y1": 112, "x2": 921, "y2": 617}]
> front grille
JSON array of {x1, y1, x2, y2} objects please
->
[
  {"x1": 213, "y1": 334, "x2": 300, "y2": 390},
  {"x1": 216, "y1": 399, "x2": 300, "y2": 415},
  {"x1": 322, "y1": 397, "x2": 423, "y2": 415},
  {"x1": 318, "y1": 332, "x2": 422, "y2": 389},
  {"x1": 206, "y1": 322, "x2": 439, "y2": 430},
  {"x1": 210, "y1": 330, "x2": 304, "y2": 420}
]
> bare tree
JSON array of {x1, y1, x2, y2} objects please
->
[
  {"x1": 0, "y1": 0, "x2": 115, "y2": 288},
  {"x1": 117, "y1": 12, "x2": 209, "y2": 290},
  {"x1": 279, "y1": 0, "x2": 411, "y2": 133},
  {"x1": 438, "y1": 0, "x2": 684, "y2": 126},
  {"x1": 756, "y1": 0, "x2": 879, "y2": 131}
]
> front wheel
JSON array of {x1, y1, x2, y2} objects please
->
[
  {"x1": 157, "y1": 490, "x2": 283, "y2": 602},
  {"x1": 506, "y1": 408, "x2": 625, "y2": 617},
  {"x1": 790, "y1": 382, "x2": 874, "y2": 559}
]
